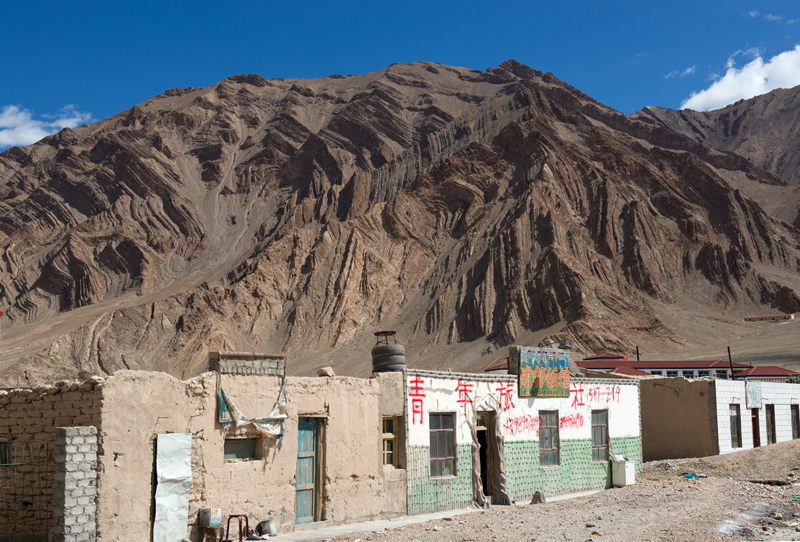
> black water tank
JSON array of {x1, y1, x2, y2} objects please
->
[{"x1": 372, "y1": 331, "x2": 406, "y2": 373}]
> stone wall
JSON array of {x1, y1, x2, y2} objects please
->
[
  {"x1": 52, "y1": 427, "x2": 98, "y2": 542},
  {"x1": 0, "y1": 379, "x2": 102, "y2": 538}
]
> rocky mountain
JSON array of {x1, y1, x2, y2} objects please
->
[
  {"x1": 631, "y1": 88, "x2": 800, "y2": 228},
  {"x1": 1, "y1": 60, "x2": 800, "y2": 384}
]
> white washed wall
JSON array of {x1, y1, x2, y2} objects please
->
[
  {"x1": 404, "y1": 371, "x2": 640, "y2": 446},
  {"x1": 715, "y1": 381, "x2": 800, "y2": 454}
]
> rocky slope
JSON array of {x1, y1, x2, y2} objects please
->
[
  {"x1": 631, "y1": 88, "x2": 800, "y2": 228},
  {"x1": 2, "y1": 60, "x2": 800, "y2": 384}
]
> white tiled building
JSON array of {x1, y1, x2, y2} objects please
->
[
  {"x1": 641, "y1": 378, "x2": 800, "y2": 461},
  {"x1": 714, "y1": 380, "x2": 800, "y2": 454}
]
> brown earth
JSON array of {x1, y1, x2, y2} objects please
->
[
  {"x1": 323, "y1": 440, "x2": 800, "y2": 542},
  {"x1": 2, "y1": 60, "x2": 800, "y2": 385}
]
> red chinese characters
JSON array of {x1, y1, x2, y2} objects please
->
[
  {"x1": 496, "y1": 382, "x2": 516, "y2": 412},
  {"x1": 455, "y1": 379, "x2": 474, "y2": 417},
  {"x1": 409, "y1": 374, "x2": 426, "y2": 424}
]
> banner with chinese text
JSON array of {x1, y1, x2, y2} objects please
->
[{"x1": 518, "y1": 348, "x2": 570, "y2": 397}]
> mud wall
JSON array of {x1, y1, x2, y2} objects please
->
[
  {"x1": 96, "y1": 370, "x2": 406, "y2": 541},
  {"x1": 0, "y1": 380, "x2": 102, "y2": 538},
  {"x1": 640, "y1": 378, "x2": 717, "y2": 461}
]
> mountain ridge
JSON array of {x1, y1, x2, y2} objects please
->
[{"x1": 1, "y1": 60, "x2": 799, "y2": 385}]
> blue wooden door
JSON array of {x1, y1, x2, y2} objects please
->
[{"x1": 296, "y1": 419, "x2": 317, "y2": 524}]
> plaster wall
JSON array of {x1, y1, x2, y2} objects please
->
[
  {"x1": 96, "y1": 370, "x2": 405, "y2": 542},
  {"x1": 404, "y1": 370, "x2": 641, "y2": 513},
  {"x1": 640, "y1": 378, "x2": 717, "y2": 461},
  {"x1": 374, "y1": 371, "x2": 407, "y2": 516},
  {"x1": 715, "y1": 381, "x2": 800, "y2": 454},
  {"x1": 405, "y1": 372, "x2": 640, "y2": 447}
]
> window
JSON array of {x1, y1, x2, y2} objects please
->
[
  {"x1": 730, "y1": 405, "x2": 742, "y2": 448},
  {"x1": 591, "y1": 410, "x2": 608, "y2": 462},
  {"x1": 766, "y1": 405, "x2": 776, "y2": 444},
  {"x1": 666, "y1": 371, "x2": 678, "y2": 378},
  {"x1": 539, "y1": 411, "x2": 559, "y2": 467},
  {"x1": 650, "y1": 370, "x2": 663, "y2": 376},
  {"x1": 681, "y1": 370, "x2": 694, "y2": 378},
  {"x1": 716, "y1": 370, "x2": 728, "y2": 379},
  {"x1": 382, "y1": 417, "x2": 397, "y2": 467},
  {"x1": 698, "y1": 371, "x2": 710, "y2": 378},
  {"x1": 791, "y1": 405, "x2": 799, "y2": 440},
  {"x1": 224, "y1": 438, "x2": 258, "y2": 461},
  {"x1": 429, "y1": 413, "x2": 455, "y2": 477},
  {"x1": 0, "y1": 441, "x2": 9, "y2": 466}
]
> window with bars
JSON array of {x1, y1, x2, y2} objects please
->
[
  {"x1": 591, "y1": 410, "x2": 608, "y2": 462},
  {"x1": 730, "y1": 404, "x2": 742, "y2": 448},
  {"x1": 697, "y1": 371, "x2": 710, "y2": 378},
  {"x1": 539, "y1": 411, "x2": 559, "y2": 467},
  {"x1": 666, "y1": 370, "x2": 679, "y2": 377},
  {"x1": 382, "y1": 417, "x2": 397, "y2": 467},
  {"x1": 716, "y1": 370, "x2": 728, "y2": 379},
  {"x1": 792, "y1": 405, "x2": 799, "y2": 440},
  {"x1": 429, "y1": 413, "x2": 455, "y2": 477},
  {"x1": 681, "y1": 370, "x2": 694, "y2": 378}
]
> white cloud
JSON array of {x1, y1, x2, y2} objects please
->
[
  {"x1": 664, "y1": 66, "x2": 697, "y2": 80},
  {"x1": 0, "y1": 105, "x2": 92, "y2": 148},
  {"x1": 747, "y1": 10, "x2": 760, "y2": 17},
  {"x1": 764, "y1": 13, "x2": 783, "y2": 21},
  {"x1": 681, "y1": 45, "x2": 800, "y2": 111}
]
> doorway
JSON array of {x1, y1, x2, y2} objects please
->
[
  {"x1": 751, "y1": 409, "x2": 761, "y2": 448},
  {"x1": 476, "y1": 412, "x2": 494, "y2": 497},
  {"x1": 296, "y1": 418, "x2": 323, "y2": 524}
]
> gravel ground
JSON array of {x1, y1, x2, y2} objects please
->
[{"x1": 324, "y1": 440, "x2": 800, "y2": 542}]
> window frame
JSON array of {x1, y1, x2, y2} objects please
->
[
  {"x1": 765, "y1": 404, "x2": 776, "y2": 444},
  {"x1": 697, "y1": 370, "x2": 710, "y2": 378},
  {"x1": 666, "y1": 370, "x2": 679, "y2": 378},
  {"x1": 729, "y1": 404, "x2": 742, "y2": 448},
  {"x1": 538, "y1": 410, "x2": 560, "y2": 467},
  {"x1": 681, "y1": 370, "x2": 694, "y2": 378},
  {"x1": 591, "y1": 410, "x2": 609, "y2": 462},
  {"x1": 429, "y1": 413, "x2": 456, "y2": 478},
  {"x1": 715, "y1": 370, "x2": 728, "y2": 379},
  {"x1": 382, "y1": 417, "x2": 397, "y2": 467},
  {"x1": 649, "y1": 370, "x2": 663, "y2": 376},
  {"x1": 223, "y1": 437, "x2": 260, "y2": 461}
]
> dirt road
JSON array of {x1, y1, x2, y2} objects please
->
[{"x1": 326, "y1": 440, "x2": 800, "y2": 542}]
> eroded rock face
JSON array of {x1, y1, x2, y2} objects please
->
[
  {"x1": 2, "y1": 60, "x2": 800, "y2": 383},
  {"x1": 631, "y1": 89, "x2": 800, "y2": 228}
]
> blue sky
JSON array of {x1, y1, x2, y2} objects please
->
[{"x1": 3, "y1": 0, "x2": 800, "y2": 148}]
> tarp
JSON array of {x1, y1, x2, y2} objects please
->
[
  {"x1": 220, "y1": 386, "x2": 288, "y2": 438},
  {"x1": 153, "y1": 433, "x2": 192, "y2": 542}
]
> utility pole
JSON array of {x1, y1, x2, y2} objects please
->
[{"x1": 728, "y1": 346, "x2": 735, "y2": 381}]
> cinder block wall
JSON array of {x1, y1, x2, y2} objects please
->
[
  {"x1": 0, "y1": 379, "x2": 103, "y2": 537},
  {"x1": 52, "y1": 426, "x2": 98, "y2": 542}
]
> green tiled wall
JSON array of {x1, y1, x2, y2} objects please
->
[
  {"x1": 408, "y1": 437, "x2": 642, "y2": 514},
  {"x1": 407, "y1": 444, "x2": 473, "y2": 515},
  {"x1": 505, "y1": 436, "x2": 641, "y2": 501}
]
